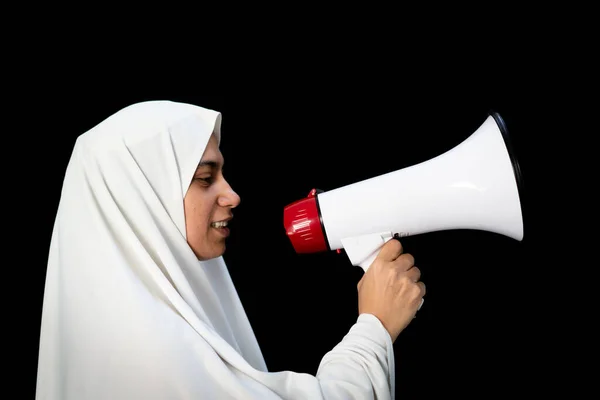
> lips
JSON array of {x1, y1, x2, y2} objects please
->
[
  {"x1": 210, "y1": 217, "x2": 231, "y2": 228},
  {"x1": 211, "y1": 218, "x2": 231, "y2": 238}
]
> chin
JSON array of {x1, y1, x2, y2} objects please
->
[
  {"x1": 188, "y1": 234, "x2": 228, "y2": 259},
  {"x1": 194, "y1": 246, "x2": 226, "y2": 261}
]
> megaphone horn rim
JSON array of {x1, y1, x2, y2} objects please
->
[{"x1": 489, "y1": 110, "x2": 526, "y2": 239}]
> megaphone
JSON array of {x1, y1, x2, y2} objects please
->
[{"x1": 283, "y1": 111, "x2": 524, "y2": 272}]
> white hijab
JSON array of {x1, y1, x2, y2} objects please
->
[{"x1": 36, "y1": 100, "x2": 396, "y2": 399}]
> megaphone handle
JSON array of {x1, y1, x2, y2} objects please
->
[
  {"x1": 358, "y1": 252, "x2": 379, "y2": 273},
  {"x1": 357, "y1": 234, "x2": 396, "y2": 272},
  {"x1": 340, "y1": 232, "x2": 396, "y2": 272}
]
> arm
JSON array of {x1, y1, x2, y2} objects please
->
[{"x1": 316, "y1": 313, "x2": 395, "y2": 399}]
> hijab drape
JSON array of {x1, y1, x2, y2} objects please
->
[{"x1": 36, "y1": 100, "x2": 395, "y2": 399}]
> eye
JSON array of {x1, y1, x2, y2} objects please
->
[{"x1": 194, "y1": 176, "x2": 214, "y2": 185}]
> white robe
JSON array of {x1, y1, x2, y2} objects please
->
[{"x1": 35, "y1": 100, "x2": 395, "y2": 399}]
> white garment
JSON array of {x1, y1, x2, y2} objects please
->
[{"x1": 36, "y1": 100, "x2": 395, "y2": 399}]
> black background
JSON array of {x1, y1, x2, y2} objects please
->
[{"x1": 14, "y1": 48, "x2": 578, "y2": 398}]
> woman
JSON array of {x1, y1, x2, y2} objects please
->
[{"x1": 36, "y1": 100, "x2": 425, "y2": 399}]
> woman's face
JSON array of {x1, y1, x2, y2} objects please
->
[{"x1": 184, "y1": 133, "x2": 241, "y2": 260}]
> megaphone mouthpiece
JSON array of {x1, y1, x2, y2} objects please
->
[{"x1": 283, "y1": 188, "x2": 329, "y2": 254}]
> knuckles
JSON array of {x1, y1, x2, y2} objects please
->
[{"x1": 397, "y1": 253, "x2": 415, "y2": 267}]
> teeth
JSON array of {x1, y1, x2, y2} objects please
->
[{"x1": 211, "y1": 221, "x2": 228, "y2": 228}]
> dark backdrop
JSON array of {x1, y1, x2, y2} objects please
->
[{"x1": 22, "y1": 77, "x2": 547, "y2": 399}]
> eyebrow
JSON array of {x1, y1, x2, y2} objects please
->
[{"x1": 196, "y1": 160, "x2": 221, "y2": 169}]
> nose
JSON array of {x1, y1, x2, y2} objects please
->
[{"x1": 218, "y1": 180, "x2": 241, "y2": 208}]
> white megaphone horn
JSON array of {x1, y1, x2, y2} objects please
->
[{"x1": 283, "y1": 111, "x2": 524, "y2": 272}]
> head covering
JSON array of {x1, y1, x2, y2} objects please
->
[{"x1": 36, "y1": 100, "x2": 396, "y2": 399}]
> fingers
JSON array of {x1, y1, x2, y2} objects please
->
[
  {"x1": 376, "y1": 237, "x2": 403, "y2": 262},
  {"x1": 416, "y1": 281, "x2": 426, "y2": 297},
  {"x1": 405, "y1": 265, "x2": 421, "y2": 282},
  {"x1": 394, "y1": 253, "x2": 415, "y2": 272}
]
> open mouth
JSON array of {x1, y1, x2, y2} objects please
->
[{"x1": 211, "y1": 219, "x2": 230, "y2": 237}]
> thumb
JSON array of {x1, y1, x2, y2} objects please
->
[{"x1": 376, "y1": 236, "x2": 404, "y2": 262}]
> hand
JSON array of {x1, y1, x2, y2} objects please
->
[{"x1": 357, "y1": 237, "x2": 426, "y2": 342}]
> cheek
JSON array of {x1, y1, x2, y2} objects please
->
[{"x1": 184, "y1": 194, "x2": 212, "y2": 233}]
